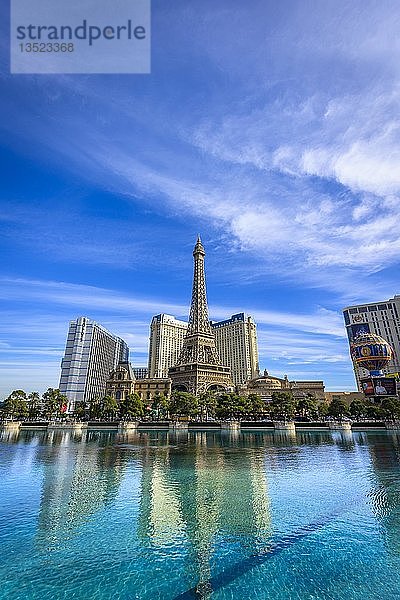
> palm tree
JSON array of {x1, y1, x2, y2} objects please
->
[{"x1": 42, "y1": 388, "x2": 68, "y2": 420}]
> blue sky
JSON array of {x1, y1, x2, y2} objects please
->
[{"x1": 1, "y1": 0, "x2": 400, "y2": 398}]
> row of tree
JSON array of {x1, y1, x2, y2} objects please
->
[
  {"x1": 1, "y1": 389, "x2": 400, "y2": 422},
  {"x1": 0, "y1": 388, "x2": 68, "y2": 420}
]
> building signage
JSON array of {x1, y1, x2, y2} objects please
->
[
  {"x1": 361, "y1": 377, "x2": 397, "y2": 397},
  {"x1": 352, "y1": 314, "x2": 364, "y2": 323}
]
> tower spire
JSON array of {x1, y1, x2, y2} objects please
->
[
  {"x1": 188, "y1": 236, "x2": 212, "y2": 337},
  {"x1": 169, "y1": 237, "x2": 232, "y2": 395}
]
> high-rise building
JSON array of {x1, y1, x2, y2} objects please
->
[
  {"x1": 148, "y1": 312, "x2": 260, "y2": 386},
  {"x1": 169, "y1": 237, "x2": 232, "y2": 395},
  {"x1": 133, "y1": 367, "x2": 149, "y2": 379},
  {"x1": 59, "y1": 316, "x2": 129, "y2": 410},
  {"x1": 148, "y1": 314, "x2": 188, "y2": 378},
  {"x1": 211, "y1": 313, "x2": 259, "y2": 386},
  {"x1": 343, "y1": 296, "x2": 400, "y2": 389}
]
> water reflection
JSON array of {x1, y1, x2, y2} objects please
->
[
  {"x1": 35, "y1": 431, "x2": 129, "y2": 548},
  {"x1": 366, "y1": 432, "x2": 400, "y2": 556},
  {"x1": 2, "y1": 428, "x2": 400, "y2": 599},
  {"x1": 137, "y1": 432, "x2": 271, "y2": 595}
]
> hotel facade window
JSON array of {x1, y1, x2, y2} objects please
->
[
  {"x1": 59, "y1": 316, "x2": 129, "y2": 411},
  {"x1": 343, "y1": 295, "x2": 400, "y2": 390},
  {"x1": 147, "y1": 312, "x2": 260, "y2": 387}
]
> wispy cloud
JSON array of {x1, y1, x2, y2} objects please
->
[
  {"x1": 2, "y1": 0, "x2": 398, "y2": 396},
  {"x1": 0, "y1": 277, "x2": 345, "y2": 335},
  {"x1": 0, "y1": 277, "x2": 355, "y2": 397},
  {"x1": 2, "y1": 70, "x2": 399, "y2": 295}
]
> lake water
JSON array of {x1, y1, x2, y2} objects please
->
[{"x1": 1, "y1": 428, "x2": 400, "y2": 599}]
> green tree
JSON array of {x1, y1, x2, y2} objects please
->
[
  {"x1": 101, "y1": 395, "x2": 119, "y2": 420},
  {"x1": 120, "y1": 393, "x2": 144, "y2": 420},
  {"x1": 327, "y1": 398, "x2": 350, "y2": 420},
  {"x1": 246, "y1": 394, "x2": 267, "y2": 419},
  {"x1": 365, "y1": 401, "x2": 384, "y2": 420},
  {"x1": 198, "y1": 391, "x2": 218, "y2": 420},
  {"x1": 151, "y1": 393, "x2": 169, "y2": 419},
  {"x1": 297, "y1": 395, "x2": 319, "y2": 420},
  {"x1": 270, "y1": 391, "x2": 298, "y2": 421},
  {"x1": 317, "y1": 402, "x2": 329, "y2": 420},
  {"x1": 27, "y1": 391, "x2": 41, "y2": 419},
  {"x1": 247, "y1": 393, "x2": 266, "y2": 419},
  {"x1": 169, "y1": 391, "x2": 199, "y2": 418},
  {"x1": 2, "y1": 390, "x2": 28, "y2": 420},
  {"x1": 349, "y1": 399, "x2": 366, "y2": 419},
  {"x1": 42, "y1": 388, "x2": 68, "y2": 419},
  {"x1": 215, "y1": 393, "x2": 240, "y2": 419},
  {"x1": 235, "y1": 394, "x2": 252, "y2": 419},
  {"x1": 213, "y1": 392, "x2": 251, "y2": 420},
  {"x1": 73, "y1": 401, "x2": 87, "y2": 420},
  {"x1": 88, "y1": 397, "x2": 102, "y2": 419},
  {"x1": 381, "y1": 397, "x2": 400, "y2": 421}
]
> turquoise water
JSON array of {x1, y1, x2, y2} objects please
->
[{"x1": 1, "y1": 429, "x2": 400, "y2": 599}]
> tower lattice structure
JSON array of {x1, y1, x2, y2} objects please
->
[{"x1": 169, "y1": 237, "x2": 232, "y2": 396}]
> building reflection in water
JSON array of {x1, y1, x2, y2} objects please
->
[
  {"x1": 366, "y1": 432, "x2": 400, "y2": 556},
  {"x1": 137, "y1": 431, "x2": 271, "y2": 596},
  {"x1": 6, "y1": 427, "x2": 400, "y2": 594},
  {"x1": 35, "y1": 431, "x2": 128, "y2": 548},
  {"x1": 24, "y1": 428, "x2": 271, "y2": 597}
]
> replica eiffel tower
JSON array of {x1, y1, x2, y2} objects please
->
[{"x1": 169, "y1": 236, "x2": 233, "y2": 396}]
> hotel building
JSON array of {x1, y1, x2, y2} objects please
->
[
  {"x1": 59, "y1": 316, "x2": 129, "y2": 410},
  {"x1": 133, "y1": 367, "x2": 149, "y2": 379},
  {"x1": 148, "y1": 312, "x2": 259, "y2": 386},
  {"x1": 106, "y1": 361, "x2": 172, "y2": 404},
  {"x1": 211, "y1": 313, "x2": 259, "y2": 386},
  {"x1": 148, "y1": 314, "x2": 188, "y2": 378},
  {"x1": 242, "y1": 370, "x2": 325, "y2": 401},
  {"x1": 343, "y1": 295, "x2": 400, "y2": 389}
]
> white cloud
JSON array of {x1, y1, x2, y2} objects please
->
[
  {"x1": 184, "y1": 85, "x2": 400, "y2": 277},
  {"x1": 3, "y1": 70, "x2": 399, "y2": 291},
  {"x1": 0, "y1": 277, "x2": 345, "y2": 336},
  {"x1": 300, "y1": 124, "x2": 400, "y2": 197},
  {"x1": 0, "y1": 277, "x2": 355, "y2": 397},
  {"x1": 0, "y1": 277, "x2": 187, "y2": 316}
]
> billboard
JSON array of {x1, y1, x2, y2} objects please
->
[
  {"x1": 361, "y1": 378, "x2": 374, "y2": 396},
  {"x1": 361, "y1": 378, "x2": 397, "y2": 397}
]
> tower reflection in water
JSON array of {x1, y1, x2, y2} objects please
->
[
  {"x1": 137, "y1": 431, "x2": 271, "y2": 595},
  {"x1": 34, "y1": 429, "x2": 271, "y2": 592}
]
